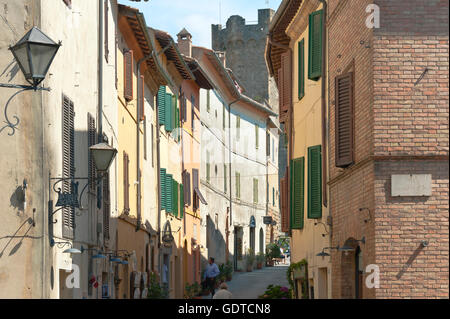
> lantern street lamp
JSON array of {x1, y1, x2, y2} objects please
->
[
  {"x1": 0, "y1": 27, "x2": 61, "y2": 135},
  {"x1": 90, "y1": 142, "x2": 118, "y2": 174},
  {"x1": 8, "y1": 27, "x2": 61, "y2": 88}
]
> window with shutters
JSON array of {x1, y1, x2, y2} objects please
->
[
  {"x1": 173, "y1": 179, "x2": 178, "y2": 217},
  {"x1": 157, "y1": 86, "x2": 166, "y2": 126},
  {"x1": 280, "y1": 51, "x2": 292, "y2": 117},
  {"x1": 88, "y1": 113, "x2": 97, "y2": 191},
  {"x1": 307, "y1": 145, "x2": 322, "y2": 219},
  {"x1": 166, "y1": 174, "x2": 173, "y2": 213},
  {"x1": 123, "y1": 152, "x2": 130, "y2": 213},
  {"x1": 165, "y1": 93, "x2": 173, "y2": 132},
  {"x1": 62, "y1": 95, "x2": 75, "y2": 239},
  {"x1": 236, "y1": 172, "x2": 240, "y2": 199},
  {"x1": 206, "y1": 151, "x2": 210, "y2": 183},
  {"x1": 183, "y1": 170, "x2": 192, "y2": 206},
  {"x1": 206, "y1": 90, "x2": 210, "y2": 113},
  {"x1": 160, "y1": 168, "x2": 166, "y2": 211},
  {"x1": 290, "y1": 157, "x2": 305, "y2": 229},
  {"x1": 298, "y1": 39, "x2": 305, "y2": 99},
  {"x1": 308, "y1": 10, "x2": 323, "y2": 80},
  {"x1": 180, "y1": 183, "x2": 184, "y2": 219},
  {"x1": 124, "y1": 50, "x2": 133, "y2": 101},
  {"x1": 335, "y1": 72, "x2": 354, "y2": 168},
  {"x1": 253, "y1": 178, "x2": 258, "y2": 204},
  {"x1": 104, "y1": 0, "x2": 109, "y2": 62},
  {"x1": 192, "y1": 169, "x2": 199, "y2": 211},
  {"x1": 183, "y1": 95, "x2": 187, "y2": 122},
  {"x1": 281, "y1": 176, "x2": 289, "y2": 232},
  {"x1": 103, "y1": 172, "x2": 110, "y2": 240}
]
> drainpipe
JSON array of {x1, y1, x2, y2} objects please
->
[
  {"x1": 318, "y1": 0, "x2": 328, "y2": 208},
  {"x1": 136, "y1": 54, "x2": 153, "y2": 232},
  {"x1": 228, "y1": 97, "x2": 240, "y2": 269},
  {"x1": 98, "y1": 0, "x2": 103, "y2": 143}
]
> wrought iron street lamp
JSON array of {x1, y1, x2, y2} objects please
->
[
  {"x1": 8, "y1": 27, "x2": 61, "y2": 88},
  {"x1": 1, "y1": 27, "x2": 61, "y2": 135},
  {"x1": 90, "y1": 142, "x2": 118, "y2": 174}
]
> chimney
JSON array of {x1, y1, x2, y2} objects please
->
[
  {"x1": 177, "y1": 28, "x2": 192, "y2": 57},
  {"x1": 215, "y1": 51, "x2": 226, "y2": 68}
]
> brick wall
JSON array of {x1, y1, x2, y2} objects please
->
[{"x1": 374, "y1": 160, "x2": 449, "y2": 298}]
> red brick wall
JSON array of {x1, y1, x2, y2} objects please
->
[{"x1": 374, "y1": 160, "x2": 449, "y2": 298}]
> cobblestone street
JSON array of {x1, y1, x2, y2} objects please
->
[{"x1": 204, "y1": 263, "x2": 291, "y2": 299}]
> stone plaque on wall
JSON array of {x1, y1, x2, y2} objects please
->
[{"x1": 391, "y1": 174, "x2": 432, "y2": 197}]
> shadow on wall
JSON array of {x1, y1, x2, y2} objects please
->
[
  {"x1": 395, "y1": 244, "x2": 426, "y2": 280},
  {"x1": 0, "y1": 217, "x2": 40, "y2": 258},
  {"x1": 0, "y1": 60, "x2": 20, "y2": 83}
]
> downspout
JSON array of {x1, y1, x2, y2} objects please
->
[
  {"x1": 228, "y1": 98, "x2": 240, "y2": 234},
  {"x1": 319, "y1": 0, "x2": 328, "y2": 208},
  {"x1": 136, "y1": 54, "x2": 153, "y2": 232},
  {"x1": 98, "y1": 0, "x2": 103, "y2": 144}
]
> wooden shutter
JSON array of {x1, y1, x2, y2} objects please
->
[
  {"x1": 172, "y1": 95, "x2": 178, "y2": 131},
  {"x1": 157, "y1": 86, "x2": 166, "y2": 125},
  {"x1": 253, "y1": 178, "x2": 258, "y2": 203},
  {"x1": 236, "y1": 116, "x2": 240, "y2": 140},
  {"x1": 308, "y1": 145, "x2": 322, "y2": 219},
  {"x1": 183, "y1": 95, "x2": 187, "y2": 123},
  {"x1": 165, "y1": 93, "x2": 173, "y2": 132},
  {"x1": 104, "y1": 0, "x2": 109, "y2": 62},
  {"x1": 281, "y1": 177, "x2": 289, "y2": 232},
  {"x1": 186, "y1": 171, "x2": 191, "y2": 206},
  {"x1": 160, "y1": 168, "x2": 166, "y2": 211},
  {"x1": 255, "y1": 124, "x2": 259, "y2": 149},
  {"x1": 278, "y1": 68, "x2": 284, "y2": 114},
  {"x1": 235, "y1": 172, "x2": 240, "y2": 199},
  {"x1": 140, "y1": 75, "x2": 145, "y2": 121},
  {"x1": 166, "y1": 174, "x2": 173, "y2": 213},
  {"x1": 124, "y1": 50, "x2": 133, "y2": 101},
  {"x1": 62, "y1": 95, "x2": 75, "y2": 239},
  {"x1": 180, "y1": 183, "x2": 184, "y2": 219},
  {"x1": 103, "y1": 172, "x2": 110, "y2": 240},
  {"x1": 207, "y1": 90, "x2": 210, "y2": 112},
  {"x1": 192, "y1": 169, "x2": 199, "y2": 211},
  {"x1": 281, "y1": 51, "x2": 292, "y2": 113},
  {"x1": 308, "y1": 10, "x2": 323, "y2": 80},
  {"x1": 88, "y1": 113, "x2": 96, "y2": 191},
  {"x1": 291, "y1": 157, "x2": 305, "y2": 229},
  {"x1": 298, "y1": 39, "x2": 305, "y2": 99},
  {"x1": 335, "y1": 72, "x2": 354, "y2": 167},
  {"x1": 123, "y1": 152, "x2": 130, "y2": 213},
  {"x1": 173, "y1": 179, "x2": 178, "y2": 217}
]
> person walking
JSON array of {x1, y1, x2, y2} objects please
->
[
  {"x1": 203, "y1": 257, "x2": 220, "y2": 298},
  {"x1": 213, "y1": 282, "x2": 233, "y2": 299}
]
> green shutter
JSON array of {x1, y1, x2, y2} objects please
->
[
  {"x1": 308, "y1": 145, "x2": 322, "y2": 219},
  {"x1": 158, "y1": 86, "x2": 166, "y2": 125},
  {"x1": 166, "y1": 174, "x2": 173, "y2": 213},
  {"x1": 165, "y1": 93, "x2": 173, "y2": 132},
  {"x1": 172, "y1": 95, "x2": 177, "y2": 131},
  {"x1": 291, "y1": 158, "x2": 305, "y2": 229},
  {"x1": 160, "y1": 168, "x2": 166, "y2": 211},
  {"x1": 173, "y1": 179, "x2": 178, "y2": 217},
  {"x1": 180, "y1": 184, "x2": 184, "y2": 219},
  {"x1": 298, "y1": 39, "x2": 305, "y2": 99},
  {"x1": 255, "y1": 124, "x2": 259, "y2": 149},
  {"x1": 308, "y1": 10, "x2": 323, "y2": 80}
]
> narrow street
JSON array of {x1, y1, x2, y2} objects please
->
[{"x1": 204, "y1": 263, "x2": 291, "y2": 299}]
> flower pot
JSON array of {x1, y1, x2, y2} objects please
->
[
  {"x1": 226, "y1": 275, "x2": 232, "y2": 282},
  {"x1": 257, "y1": 263, "x2": 262, "y2": 269},
  {"x1": 246, "y1": 265, "x2": 253, "y2": 272}
]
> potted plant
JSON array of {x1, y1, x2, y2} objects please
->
[
  {"x1": 225, "y1": 261, "x2": 233, "y2": 281},
  {"x1": 256, "y1": 252, "x2": 265, "y2": 269},
  {"x1": 258, "y1": 285, "x2": 291, "y2": 299},
  {"x1": 184, "y1": 282, "x2": 202, "y2": 299},
  {"x1": 147, "y1": 273, "x2": 169, "y2": 299},
  {"x1": 266, "y1": 243, "x2": 281, "y2": 266},
  {"x1": 245, "y1": 248, "x2": 255, "y2": 272}
]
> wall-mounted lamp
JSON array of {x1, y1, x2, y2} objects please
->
[
  {"x1": 357, "y1": 237, "x2": 366, "y2": 245},
  {"x1": 316, "y1": 246, "x2": 339, "y2": 257},
  {"x1": 50, "y1": 239, "x2": 81, "y2": 254},
  {"x1": 0, "y1": 27, "x2": 61, "y2": 136},
  {"x1": 48, "y1": 143, "x2": 117, "y2": 244}
]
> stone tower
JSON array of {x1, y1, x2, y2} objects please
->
[{"x1": 212, "y1": 9, "x2": 278, "y2": 112}]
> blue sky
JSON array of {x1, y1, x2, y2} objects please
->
[{"x1": 118, "y1": 0, "x2": 282, "y2": 49}]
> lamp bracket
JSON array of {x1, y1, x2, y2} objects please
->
[{"x1": 0, "y1": 84, "x2": 50, "y2": 136}]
